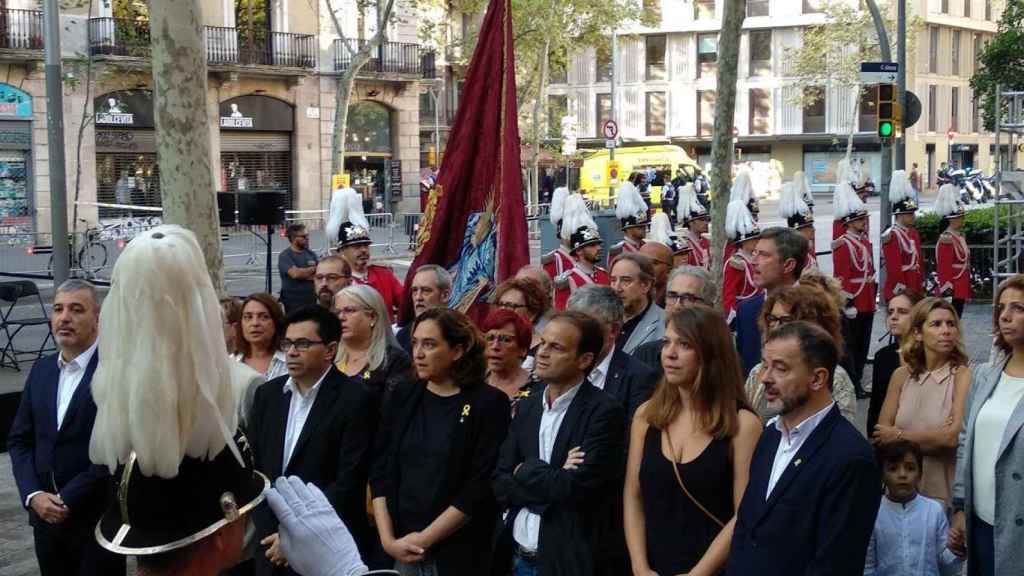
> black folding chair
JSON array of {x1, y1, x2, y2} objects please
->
[{"x1": 0, "y1": 281, "x2": 55, "y2": 371}]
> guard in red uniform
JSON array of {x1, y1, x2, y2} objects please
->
[
  {"x1": 542, "y1": 186, "x2": 574, "y2": 279},
  {"x1": 677, "y1": 183, "x2": 710, "y2": 269},
  {"x1": 723, "y1": 195, "x2": 761, "y2": 325},
  {"x1": 608, "y1": 180, "x2": 648, "y2": 266},
  {"x1": 881, "y1": 170, "x2": 923, "y2": 302},
  {"x1": 779, "y1": 180, "x2": 817, "y2": 272},
  {"x1": 832, "y1": 178, "x2": 874, "y2": 397},
  {"x1": 934, "y1": 183, "x2": 970, "y2": 318},
  {"x1": 328, "y1": 186, "x2": 403, "y2": 321},
  {"x1": 553, "y1": 194, "x2": 610, "y2": 310}
]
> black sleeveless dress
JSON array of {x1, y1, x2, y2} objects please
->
[{"x1": 639, "y1": 426, "x2": 733, "y2": 575}]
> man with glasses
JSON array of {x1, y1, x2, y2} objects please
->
[
  {"x1": 278, "y1": 224, "x2": 318, "y2": 314},
  {"x1": 396, "y1": 265, "x2": 452, "y2": 353},
  {"x1": 610, "y1": 253, "x2": 665, "y2": 355},
  {"x1": 248, "y1": 305, "x2": 378, "y2": 575},
  {"x1": 632, "y1": 266, "x2": 717, "y2": 375},
  {"x1": 314, "y1": 256, "x2": 352, "y2": 311},
  {"x1": 735, "y1": 227, "x2": 809, "y2": 376}
]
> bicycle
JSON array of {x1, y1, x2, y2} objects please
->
[{"x1": 43, "y1": 221, "x2": 109, "y2": 280}]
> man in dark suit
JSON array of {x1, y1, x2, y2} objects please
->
[
  {"x1": 632, "y1": 265, "x2": 717, "y2": 375},
  {"x1": 734, "y1": 227, "x2": 808, "y2": 376},
  {"x1": 395, "y1": 265, "x2": 451, "y2": 353},
  {"x1": 248, "y1": 306, "x2": 378, "y2": 575},
  {"x1": 566, "y1": 284, "x2": 655, "y2": 420},
  {"x1": 7, "y1": 280, "x2": 125, "y2": 576},
  {"x1": 726, "y1": 321, "x2": 880, "y2": 576},
  {"x1": 493, "y1": 311, "x2": 626, "y2": 576}
]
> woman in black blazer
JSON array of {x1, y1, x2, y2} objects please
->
[
  {"x1": 370, "y1": 307, "x2": 511, "y2": 575},
  {"x1": 333, "y1": 285, "x2": 412, "y2": 407}
]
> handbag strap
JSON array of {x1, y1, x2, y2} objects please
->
[{"x1": 663, "y1": 429, "x2": 726, "y2": 529}]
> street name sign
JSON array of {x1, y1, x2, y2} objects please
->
[{"x1": 859, "y1": 62, "x2": 898, "y2": 84}]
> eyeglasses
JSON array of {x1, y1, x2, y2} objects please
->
[
  {"x1": 485, "y1": 333, "x2": 517, "y2": 345},
  {"x1": 336, "y1": 306, "x2": 369, "y2": 317},
  {"x1": 497, "y1": 301, "x2": 527, "y2": 311},
  {"x1": 666, "y1": 292, "x2": 704, "y2": 305},
  {"x1": 279, "y1": 338, "x2": 325, "y2": 351},
  {"x1": 315, "y1": 273, "x2": 351, "y2": 282},
  {"x1": 765, "y1": 314, "x2": 795, "y2": 327}
]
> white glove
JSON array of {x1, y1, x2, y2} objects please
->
[{"x1": 266, "y1": 476, "x2": 368, "y2": 576}]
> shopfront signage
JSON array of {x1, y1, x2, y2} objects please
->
[
  {"x1": 94, "y1": 90, "x2": 155, "y2": 128},
  {"x1": 0, "y1": 84, "x2": 32, "y2": 118},
  {"x1": 219, "y1": 95, "x2": 294, "y2": 132}
]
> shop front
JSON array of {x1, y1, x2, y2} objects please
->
[
  {"x1": 0, "y1": 83, "x2": 34, "y2": 241},
  {"x1": 94, "y1": 89, "x2": 161, "y2": 219},
  {"x1": 802, "y1": 144, "x2": 882, "y2": 194},
  {"x1": 345, "y1": 101, "x2": 398, "y2": 214},
  {"x1": 218, "y1": 95, "x2": 294, "y2": 209}
]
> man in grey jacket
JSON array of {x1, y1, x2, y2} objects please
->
[{"x1": 609, "y1": 253, "x2": 665, "y2": 354}]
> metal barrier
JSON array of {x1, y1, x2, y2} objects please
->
[
  {"x1": 921, "y1": 243, "x2": 996, "y2": 301},
  {"x1": 284, "y1": 210, "x2": 396, "y2": 255}
]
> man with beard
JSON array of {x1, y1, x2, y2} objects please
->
[
  {"x1": 314, "y1": 255, "x2": 352, "y2": 310},
  {"x1": 553, "y1": 194, "x2": 609, "y2": 310},
  {"x1": 395, "y1": 264, "x2": 451, "y2": 353},
  {"x1": 726, "y1": 322, "x2": 879, "y2": 576},
  {"x1": 278, "y1": 224, "x2": 318, "y2": 314}
]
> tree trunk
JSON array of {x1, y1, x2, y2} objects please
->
[
  {"x1": 149, "y1": 0, "x2": 224, "y2": 293},
  {"x1": 708, "y1": 0, "x2": 745, "y2": 306},
  {"x1": 529, "y1": 39, "x2": 549, "y2": 206},
  {"x1": 331, "y1": 69, "x2": 359, "y2": 175}
]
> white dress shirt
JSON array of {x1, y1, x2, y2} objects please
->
[
  {"x1": 863, "y1": 494, "x2": 962, "y2": 576},
  {"x1": 972, "y1": 372, "x2": 1024, "y2": 524},
  {"x1": 233, "y1": 350, "x2": 289, "y2": 381},
  {"x1": 281, "y1": 368, "x2": 330, "y2": 469},
  {"x1": 765, "y1": 401, "x2": 835, "y2": 499},
  {"x1": 513, "y1": 382, "x2": 583, "y2": 552},
  {"x1": 25, "y1": 342, "x2": 99, "y2": 508},
  {"x1": 588, "y1": 348, "x2": 615, "y2": 391}
]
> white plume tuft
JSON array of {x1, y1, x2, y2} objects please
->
[
  {"x1": 794, "y1": 170, "x2": 813, "y2": 204},
  {"x1": 89, "y1": 225, "x2": 241, "y2": 479},
  {"x1": 934, "y1": 183, "x2": 962, "y2": 218},
  {"x1": 678, "y1": 183, "x2": 706, "y2": 222},
  {"x1": 779, "y1": 181, "x2": 810, "y2": 219},
  {"x1": 889, "y1": 170, "x2": 912, "y2": 203},
  {"x1": 726, "y1": 199, "x2": 757, "y2": 240},
  {"x1": 550, "y1": 186, "x2": 569, "y2": 225},
  {"x1": 833, "y1": 181, "x2": 866, "y2": 220},
  {"x1": 560, "y1": 193, "x2": 597, "y2": 241},
  {"x1": 326, "y1": 187, "x2": 364, "y2": 246},
  {"x1": 836, "y1": 158, "x2": 855, "y2": 185},
  {"x1": 730, "y1": 169, "x2": 755, "y2": 203},
  {"x1": 616, "y1": 181, "x2": 646, "y2": 220},
  {"x1": 649, "y1": 212, "x2": 675, "y2": 247}
]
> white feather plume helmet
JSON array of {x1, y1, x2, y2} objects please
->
[
  {"x1": 89, "y1": 225, "x2": 242, "y2": 479},
  {"x1": 726, "y1": 199, "x2": 758, "y2": 241},
  {"x1": 889, "y1": 170, "x2": 912, "y2": 203},
  {"x1": 615, "y1": 181, "x2": 646, "y2": 220},
  {"x1": 833, "y1": 180, "x2": 867, "y2": 220},
  {"x1": 560, "y1": 193, "x2": 598, "y2": 242},
  {"x1": 793, "y1": 170, "x2": 813, "y2": 203},
  {"x1": 935, "y1": 183, "x2": 964, "y2": 219},
  {"x1": 730, "y1": 169, "x2": 755, "y2": 203},
  {"x1": 678, "y1": 183, "x2": 707, "y2": 222},
  {"x1": 778, "y1": 181, "x2": 811, "y2": 219},
  {"x1": 649, "y1": 212, "x2": 674, "y2": 246},
  {"x1": 836, "y1": 158, "x2": 855, "y2": 185},
  {"x1": 326, "y1": 187, "x2": 369, "y2": 246},
  {"x1": 550, "y1": 186, "x2": 569, "y2": 226}
]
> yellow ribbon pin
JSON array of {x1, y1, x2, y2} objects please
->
[
  {"x1": 461, "y1": 405, "x2": 471, "y2": 417},
  {"x1": 794, "y1": 458, "x2": 803, "y2": 467}
]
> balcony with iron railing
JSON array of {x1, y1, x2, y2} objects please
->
[
  {"x1": 0, "y1": 9, "x2": 44, "y2": 51},
  {"x1": 88, "y1": 18, "x2": 316, "y2": 69},
  {"x1": 333, "y1": 39, "x2": 436, "y2": 79}
]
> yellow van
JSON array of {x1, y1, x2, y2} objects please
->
[{"x1": 577, "y1": 145, "x2": 699, "y2": 207}]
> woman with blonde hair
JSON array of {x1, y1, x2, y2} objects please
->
[
  {"x1": 744, "y1": 284, "x2": 858, "y2": 422},
  {"x1": 875, "y1": 297, "x2": 971, "y2": 507},
  {"x1": 624, "y1": 306, "x2": 761, "y2": 576},
  {"x1": 334, "y1": 285, "x2": 411, "y2": 404}
]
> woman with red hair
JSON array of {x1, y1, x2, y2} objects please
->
[{"x1": 482, "y1": 308, "x2": 538, "y2": 416}]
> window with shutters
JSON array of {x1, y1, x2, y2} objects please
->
[
  {"x1": 697, "y1": 34, "x2": 717, "y2": 78},
  {"x1": 698, "y1": 90, "x2": 716, "y2": 137},
  {"x1": 952, "y1": 30, "x2": 960, "y2": 76},
  {"x1": 749, "y1": 88, "x2": 770, "y2": 135},
  {"x1": 941, "y1": 0, "x2": 948, "y2": 13},
  {"x1": 986, "y1": 0, "x2": 992, "y2": 20},
  {"x1": 596, "y1": 93, "x2": 611, "y2": 137},
  {"x1": 596, "y1": 42, "x2": 612, "y2": 82},
  {"x1": 694, "y1": 0, "x2": 715, "y2": 20},
  {"x1": 747, "y1": 0, "x2": 769, "y2": 17},
  {"x1": 964, "y1": 0, "x2": 970, "y2": 17},
  {"x1": 646, "y1": 92, "x2": 666, "y2": 136},
  {"x1": 928, "y1": 85, "x2": 937, "y2": 131},
  {"x1": 971, "y1": 89, "x2": 979, "y2": 132},
  {"x1": 802, "y1": 87, "x2": 825, "y2": 133},
  {"x1": 951, "y1": 87, "x2": 959, "y2": 131},
  {"x1": 929, "y1": 27, "x2": 939, "y2": 73},
  {"x1": 646, "y1": 35, "x2": 666, "y2": 81},
  {"x1": 749, "y1": 30, "x2": 771, "y2": 77}
]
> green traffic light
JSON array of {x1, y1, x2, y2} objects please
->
[{"x1": 878, "y1": 121, "x2": 894, "y2": 137}]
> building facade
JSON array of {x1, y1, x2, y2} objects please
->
[
  {"x1": 0, "y1": 0, "x2": 434, "y2": 240},
  {"x1": 547, "y1": 0, "x2": 1022, "y2": 192}
]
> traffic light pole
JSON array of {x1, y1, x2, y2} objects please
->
[
  {"x1": 865, "y1": 0, "x2": 893, "y2": 233},
  {"x1": 895, "y1": 0, "x2": 907, "y2": 172}
]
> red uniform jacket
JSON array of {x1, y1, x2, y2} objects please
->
[
  {"x1": 936, "y1": 230, "x2": 971, "y2": 300},
  {"x1": 881, "y1": 223, "x2": 924, "y2": 301},
  {"x1": 832, "y1": 218, "x2": 870, "y2": 241},
  {"x1": 805, "y1": 252, "x2": 818, "y2": 271},
  {"x1": 553, "y1": 264, "x2": 611, "y2": 310},
  {"x1": 832, "y1": 231, "x2": 877, "y2": 313},
  {"x1": 607, "y1": 238, "x2": 643, "y2": 268},
  {"x1": 723, "y1": 250, "x2": 758, "y2": 324},
  {"x1": 542, "y1": 247, "x2": 574, "y2": 280},
  {"x1": 681, "y1": 230, "x2": 710, "y2": 270},
  {"x1": 353, "y1": 264, "x2": 403, "y2": 322}
]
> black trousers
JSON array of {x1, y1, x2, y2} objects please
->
[
  {"x1": 971, "y1": 514, "x2": 994, "y2": 576},
  {"x1": 953, "y1": 298, "x2": 966, "y2": 319},
  {"x1": 34, "y1": 522, "x2": 125, "y2": 576},
  {"x1": 842, "y1": 311, "x2": 874, "y2": 392}
]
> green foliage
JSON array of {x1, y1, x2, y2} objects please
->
[
  {"x1": 912, "y1": 206, "x2": 1008, "y2": 245},
  {"x1": 970, "y1": 0, "x2": 1024, "y2": 132}
]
